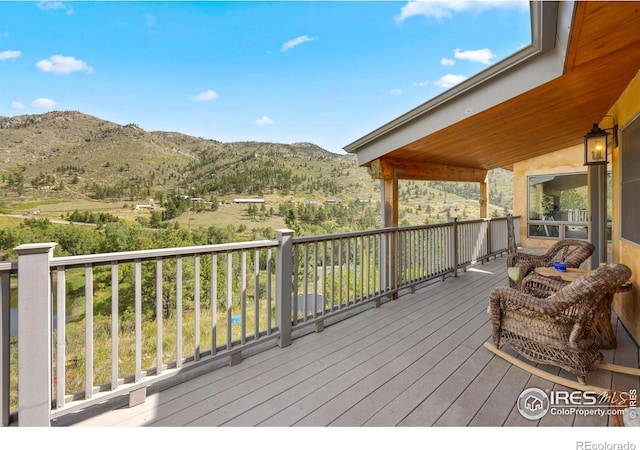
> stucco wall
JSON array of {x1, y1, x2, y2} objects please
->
[{"x1": 608, "y1": 70, "x2": 640, "y2": 345}]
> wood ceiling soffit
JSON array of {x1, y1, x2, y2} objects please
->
[
  {"x1": 382, "y1": 42, "x2": 640, "y2": 171},
  {"x1": 369, "y1": 157, "x2": 487, "y2": 183},
  {"x1": 563, "y1": 1, "x2": 586, "y2": 72},
  {"x1": 566, "y1": 3, "x2": 640, "y2": 71}
]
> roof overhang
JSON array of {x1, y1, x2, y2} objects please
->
[{"x1": 344, "y1": 1, "x2": 640, "y2": 176}]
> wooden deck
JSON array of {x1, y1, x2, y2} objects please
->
[{"x1": 54, "y1": 256, "x2": 639, "y2": 428}]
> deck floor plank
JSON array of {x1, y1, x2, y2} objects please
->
[
  {"x1": 361, "y1": 321, "x2": 493, "y2": 427},
  {"x1": 293, "y1": 307, "x2": 491, "y2": 426},
  {"x1": 431, "y1": 350, "x2": 513, "y2": 426},
  {"x1": 177, "y1": 271, "x2": 498, "y2": 426},
  {"x1": 467, "y1": 361, "x2": 533, "y2": 426},
  {"x1": 256, "y1": 284, "x2": 494, "y2": 426},
  {"x1": 299, "y1": 275, "x2": 504, "y2": 426},
  {"x1": 228, "y1": 274, "x2": 500, "y2": 426}
]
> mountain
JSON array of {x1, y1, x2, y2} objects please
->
[
  {"x1": 0, "y1": 111, "x2": 513, "y2": 227},
  {"x1": 1, "y1": 111, "x2": 198, "y2": 198},
  {"x1": 0, "y1": 111, "x2": 376, "y2": 202}
]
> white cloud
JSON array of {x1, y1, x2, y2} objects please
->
[
  {"x1": 390, "y1": 88, "x2": 403, "y2": 96},
  {"x1": 0, "y1": 50, "x2": 21, "y2": 61},
  {"x1": 37, "y1": 1, "x2": 74, "y2": 15},
  {"x1": 396, "y1": 0, "x2": 528, "y2": 22},
  {"x1": 11, "y1": 101, "x2": 24, "y2": 109},
  {"x1": 194, "y1": 90, "x2": 219, "y2": 101},
  {"x1": 434, "y1": 74, "x2": 467, "y2": 88},
  {"x1": 397, "y1": 1, "x2": 464, "y2": 20},
  {"x1": 255, "y1": 116, "x2": 274, "y2": 126},
  {"x1": 36, "y1": 55, "x2": 94, "y2": 75},
  {"x1": 440, "y1": 57, "x2": 455, "y2": 66},
  {"x1": 145, "y1": 14, "x2": 156, "y2": 27},
  {"x1": 281, "y1": 35, "x2": 317, "y2": 52},
  {"x1": 413, "y1": 81, "x2": 429, "y2": 87},
  {"x1": 32, "y1": 98, "x2": 57, "y2": 108},
  {"x1": 454, "y1": 48, "x2": 496, "y2": 65}
]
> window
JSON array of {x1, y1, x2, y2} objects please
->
[
  {"x1": 621, "y1": 113, "x2": 640, "y2": 245},
  {"x1": 527, "y1": 173, "x2": 589, "y2": 239}
]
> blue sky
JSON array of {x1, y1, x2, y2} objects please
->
[{"x1": 0, "y1": 1, "x2": 531, "y2": 154}]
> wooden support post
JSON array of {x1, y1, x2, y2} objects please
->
[
  {"x1": 381, "y1": 179, "x2": 398, "y2": 295},
  {"x1": 480, "y1": 175, "x2": 489, "y2": 218},
  {"x1": 381, "y1": 177, "x2": 398, "y2": 228}
]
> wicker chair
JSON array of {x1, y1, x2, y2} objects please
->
[
  {"x1": 488, "y1": 263, "x2": 632, "y2": 384},
  {"x1": 506, "y1": 239, "x2": 595, "y2": 289}
]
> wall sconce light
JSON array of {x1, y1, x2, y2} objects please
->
[{"x1": 584, "y1": 116, "x2": 618, "y2": 165}]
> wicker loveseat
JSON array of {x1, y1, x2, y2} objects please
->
[
  {"x1": 488, "y1": 262, "x2": 632, "y2": 384},
  {"x1": 506, "y1": 239, "x2": 595, "y2": 289}
]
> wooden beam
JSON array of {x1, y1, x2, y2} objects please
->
[
  {"x1": 369, "y1": 159, "x2": 382, "y2": 179},
  {"x1": 369, "y1": 157, "x2": 488, "y2": 183}
]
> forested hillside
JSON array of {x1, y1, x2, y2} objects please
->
[{"x1": 0, "y1": 111, "x2": 513, "y2": 256}]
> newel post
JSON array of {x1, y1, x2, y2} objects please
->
[
  {"x1": 15, "y1": 242, "x2": 56, "y2": 427},
  {"x1": 275, "y1": 229, "x2": 293, "y2": 348},
  {"x1": 452, "y1": 218, "x2": 459, "y2": 277},
  {"x1": 485, "y1": 217, "x2": 492, "y2": 261},
  {"x1": 1, "y1": 263, "x2": 11, "y2": 426}
]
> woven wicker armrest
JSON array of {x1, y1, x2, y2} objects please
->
[
  {"x1": 489, "y1": 285, "x2": 572, "y2": 316},
  {"x1": 507, "y1": 251, "x2": 547, "y2": 267},
  {"x1": 520, "y1": 274, "x2": 566, "y2": 298},
  {"x1": 499, "y1": 263, "x2": 631, "y2": 315}
]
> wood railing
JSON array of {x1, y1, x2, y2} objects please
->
[{"x1": 0, "y1": 216, "x2": 519, "y2": 426}]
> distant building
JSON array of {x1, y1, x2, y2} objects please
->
[
  {"x1": 135, "y1": 204, "x2": 155, "y2": 210},
  {"x1": 233, "y1": 198, "x2": 265, "y2": 204}
]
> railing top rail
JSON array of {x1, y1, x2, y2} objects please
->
[
  {"x1": 527, "y1": 219, "x2": 590, "y2": 225},
  {"x1": 398, "y1": 216, "x2": 518, "y2": 230},
  {"x1": 292, "y1": 227, "x2": 397, "y2": 244},
  {"x1": 291, "y1": 216, "x2": 520, "y2": 244},
  {"x1": 50, "y1": 239, "x2": 279, "y2": 269},
  {"x1": 0, "y1": 260, "x2": 17, "y2": 272}
]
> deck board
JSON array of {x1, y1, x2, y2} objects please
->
[{"x1": 59, "y1": 255, "x2": 639, "y2": 428}]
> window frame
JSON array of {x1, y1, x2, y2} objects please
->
[
  {"x1": 526, "y1": 171, "x2": 590, "y2": 240},
  {"x1": 620, "y1": 111, "x2": 640, "y2": 247}
]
